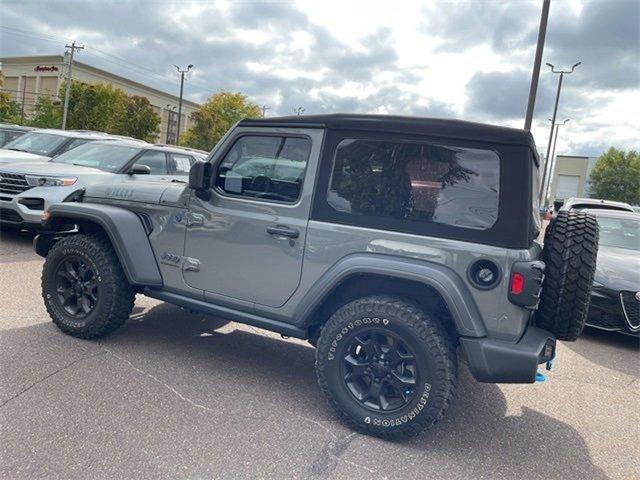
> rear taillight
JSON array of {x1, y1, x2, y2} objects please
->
[
  {"x1": 508, "y1": 261, "x2": 545, "y2": 309},
  {"x1": 510, "y1": 272, "x2": 525, "y2": 295}
]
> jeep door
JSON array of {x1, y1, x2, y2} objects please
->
[{"x1": 182, "y1": 127, "x2": 323, "y2": 308}]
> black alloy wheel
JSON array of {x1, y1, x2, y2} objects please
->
[
  {"x1": 54, "y1": 256, "x2": 99, "y2": 318},
  {"x1": 341, "y1": 330, "x2": 419, "y2": 412}
]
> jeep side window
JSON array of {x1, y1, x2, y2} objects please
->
[
  {"x1": 215, "y1": 135, "x2": 311, "y2": 203},
  {"x1": 327, "y1": 139, "x2": 500, "y2": 229}
]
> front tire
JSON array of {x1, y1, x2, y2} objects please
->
[
  {"x1": 315, "y1": 295, "x2": 457, "y2": 439},
  {"x1": 42, "y1": 234, "x2": 136, "y2": 339}
]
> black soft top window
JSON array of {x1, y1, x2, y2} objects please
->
[
  {"x1": 312, "y1": 129, "x2": 533, "y2": 249},
  {"x1": 327, "y1": 139, "x2": 500, "y2": 230}
]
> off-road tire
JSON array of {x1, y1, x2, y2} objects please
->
[
  {"x1": 537, "y1": 210, "x2": 599, "y2": 341},
  {"x1": 315, "y1": 295, "x2": 457, "y2": 439},
  {"x1": 42, "y1": 234, "x2": 136, "y2": 339}
]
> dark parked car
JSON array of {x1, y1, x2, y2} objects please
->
[
  {"x1": 586, "y1": 209, "x2": 639, "y2": 336},
  {"x1": 553, "y1": 197, "x2": 634, "y2": 214},
  {"x1": 0, "y1": 123, "x2": 33, "y2": 147}
]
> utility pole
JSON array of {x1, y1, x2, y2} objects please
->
[
  {"x1": 543, "y1": 118, "x2": 570, "y2": 203},
  {"x1": 174, "y1": 64, "x2": 193, "y2": 144},
  {"x1": 61, "y1": 41, "x2": 84, "y2": 130},
  {"x1": 539, "y1": 61, "x2": 580, "y2": 205},
  {"x1": 20, "y1": 75, "x2": 27, "y2": 124},
  {"x1": 524, "y1": 0, "x2": 550, "y2": 131},
  {"x1": 261, "y1": 105, "x2": 271, "y2": 117}
]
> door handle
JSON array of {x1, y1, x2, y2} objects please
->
[{"x1": 266, "y1": 224, "x2": 299, "y2": 239}]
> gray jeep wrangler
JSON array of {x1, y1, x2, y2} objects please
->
[{"x1": 35, "y1": 115, "x2": 599, "y2": 438}]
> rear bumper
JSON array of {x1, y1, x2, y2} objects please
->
[{"x1": 460, "y1": 326, "x2": 556, "y2": 383}]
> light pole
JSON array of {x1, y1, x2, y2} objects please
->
[
  {"x1": 174, "y1": 64, "x2": 193, "y2": 144},
  {"x1": 542, "y1": 118, "x2": 570, "y2": 204},
  {"x1": 539, "y1": 61, "x2": 581, "y2": 205},
  {"x1": 524, "y1": 0, "x2": 550, "y2": 131}
]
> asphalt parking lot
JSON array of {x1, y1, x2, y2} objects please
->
[{"x1": 1, "y1": 229, "x2": 638, "y2": 480}]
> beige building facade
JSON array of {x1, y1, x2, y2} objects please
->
[
  {"x1": 0, "y1": 55, "x2": 200, "y2": 144},
  {"x1": 547, "y1": 154, "x2": 599, "y2": 201}
]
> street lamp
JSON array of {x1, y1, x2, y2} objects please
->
[
  {"x1": 542, "y1": 118, "x2": 570, "y2": 204},
  {"x1": 539, "y1": 61, "x2": 581, "y2": 205},
  {"x1": 174, "y1": 64, "x2": 193, "y2": 144}
]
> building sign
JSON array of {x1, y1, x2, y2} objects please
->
[{"x1": 34, "y1": 65, "x2": 59, "y2": 72}]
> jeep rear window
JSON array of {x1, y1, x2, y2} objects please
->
[{"x1": 327, "y1": 139, "x2": 500, "y2": 230}]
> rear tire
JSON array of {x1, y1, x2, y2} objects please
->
[
  {"x1": 42, "y1": 234, "x2": 136, "y2": 339},
  {"x1": 315, "y1": 295, "x2": 457, "y2": 439},
  {"x1": 537, "y1": 210, "x2": 599, "y2": 341}
]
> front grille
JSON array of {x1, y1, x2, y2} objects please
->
[
  {"x1": 620, "y1": 291, "x2": 640, "y2": 329},
  {"x1": 0, "y1": 207, "x2": 23, "y2": 223},
  {"x1": 0, "y1": 172, "x2": 32, "y2": 195}
]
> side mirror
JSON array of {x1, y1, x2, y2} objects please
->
[
  {"x1": 129, "y1": 164, "x2": 151, "y2": 175},
  {"x1": 188, "y1": 161, "x2": 212, "y2": 191}
]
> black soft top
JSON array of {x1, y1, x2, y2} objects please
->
[{"x1": 239, "y1": 114, "x2": 537, "y2": 150}]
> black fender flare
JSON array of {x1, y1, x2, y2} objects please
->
[
  {"x1": 294, "y1": 253, "x2": 487, "y2": 337},
  {"x1": 37, "y1": 202, "x2": 163, "y2": 287}
]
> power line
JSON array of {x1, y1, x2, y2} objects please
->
[
  {"x1": 0, "y1": 24, "x2": 225, "y2": 102},
  {"x1": 0, "y1": 25, "x2": 72, "y2": 43}
]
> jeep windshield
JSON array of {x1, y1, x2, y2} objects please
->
[
  {"x1": 52, "y1": 142, "x2": 142, "y2": 172},
  {"x1": 3, "y1": 132, "x2": 68, "y2": 156}
]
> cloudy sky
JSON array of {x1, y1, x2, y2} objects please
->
[{"x1": 1, "y1": 0, "x2": 638, "y2": 157}]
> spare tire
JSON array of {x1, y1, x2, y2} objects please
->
[{"x1": 536, "y1": 210, "x2": 599, "y2": 341}]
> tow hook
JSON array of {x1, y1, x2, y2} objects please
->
[{"x1": 536, "y1": 351, "x2": 556, "y2": 382}]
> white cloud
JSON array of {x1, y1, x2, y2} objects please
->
[{"x1": 0, "y1": 0, "x2": 637, "y2": 157}]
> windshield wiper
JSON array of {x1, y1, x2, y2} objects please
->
[
  {"x1": 7, "y1": 147, "x2": 28, "y2": 152},
  {"x1": 171, "y1": 179, "x2": 187, "y2": 183}
]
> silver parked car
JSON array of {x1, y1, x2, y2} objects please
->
[
  {"x1": 0, "y1": 139, "x2": 205, "y2": 230},
  {"x1": 0, "y1": 123, "x2": 34, "y2": 147},
  {"x1": 0, "y1": 128, "x2": 115, "y2": 165}
]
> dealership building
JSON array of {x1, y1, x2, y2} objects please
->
[
  {"x1": 0, "y1": 55, "x2": 200, "y2": 144},
  {"x1": 547, "y1": 154, "x2": 599, "y2": 200}
]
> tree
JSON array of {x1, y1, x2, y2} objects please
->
[
  {"x1": 56, "y1": 81, "x2": 159, "y2": 141},
  {"x1": 180, "y1": 91, "x2": 262, "y2": 151},
  {"x1": 589, "y1": 147, "x2": 640, "y2": 205},
  {"x1": 29, "y1": 96, "x2": 62, "y2": 128},
  {"x1": 0, "y1": 91, "x2": 22, "y2": 124},
  {"x1": 119, "y1": 96, "x2": 160, "y2": 142},
  {"x1": 61, "y1": 81, "x2": 129, "y2": 133}
]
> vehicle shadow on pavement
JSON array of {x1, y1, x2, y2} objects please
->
[
  {"x1": 564, "y1": 327, "x2": 639, "y2": 378},
  {"x1": 109, "y1": 303, "x2": 607, "y2": 479},
  {"x1": 405, "y1": 368, "x2": 609, "y2": 479},
  {"x1": 2, "y1": 302, "x2": 608, "y2": 479},
  {"x1": 0, "y1": 227, "x2": 35, "y2": 243}
]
